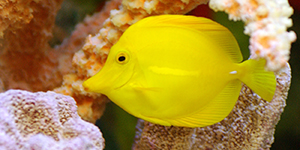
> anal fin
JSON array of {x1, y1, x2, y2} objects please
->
[{"x1": 168, "y1": 79, "x2": 242, "y2": 127}]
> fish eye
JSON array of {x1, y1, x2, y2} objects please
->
[
  {"x1": 118, "y1": 56, "x2": 126, "y2": 62},
  {"x1": 116, "y1": 51, "x2": 129, "y2": 64}
]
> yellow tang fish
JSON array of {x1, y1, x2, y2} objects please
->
[{"x1": 83, "y1": 15, "x2": 276, "y2": 128}]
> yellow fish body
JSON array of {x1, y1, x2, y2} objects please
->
[{"x1": 83, "y1": 15, "x2": 276, "y2": 127}]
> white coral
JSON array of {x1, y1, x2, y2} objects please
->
[{"x1": 209, "y1": 0, "x2": 296, "y2": 71}]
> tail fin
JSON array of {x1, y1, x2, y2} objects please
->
[{"x1": 238, "y1": 59, "x2": 276, "y2": 101}]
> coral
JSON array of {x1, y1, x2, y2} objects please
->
[
  {"x1": 209, "y1": 0, "x2": 296, "y2": 71},
  {"x1": 0, "y1": 89, "x2": 104, "y2": 149},
  {"x1": 54, "y1": 0, "x2": 122, "y2": 76},
  {"x1": 0, "y1": 0, "x2": 35, "y2": 38},
  {"x1": 133, "y1": 120, "x2": 197, "y2": 149},
  {"x1": 0, "y1": 0, "x2": 119, "y2": 92},
  {"x1": 55, "y1": 0, "x2": 209, "y2": 122},
  {"x1": 0, "y1": 0, "x2": 120, "y2": 122},
  {"x1": 54, "y1": 0, "x2": 122, "y2": 123},
  {"x1": 133, "y1": 63, "x2": 291, "y2": 149},
  {"x1": 0, "y1": 0, "x2": 64, "y2": 91},
  {"x1": 0, "y1": 78, "x2": 4, "y2": 92}
]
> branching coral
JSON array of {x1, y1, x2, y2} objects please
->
[
  {"x1": 209, "y1": 0, "x2": 296, "y2": 71},
  {"x1": 54, "y1": 0, "x2": 122, "y2": 122},
  {"x1": 0, "y1": 90, "x2": 104, "y2": 149},
  {"x1": 54, "y1": 0, "x2": 122, "y2": 76}
]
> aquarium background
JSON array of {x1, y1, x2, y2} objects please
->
[{"x1": 53, "y1": 0, "x2": 300, "y2": 149}]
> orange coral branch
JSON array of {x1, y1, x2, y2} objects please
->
[{"x1": 54, "y1": 0, "x2": 122, "y2": 123}]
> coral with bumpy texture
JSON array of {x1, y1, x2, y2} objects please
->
[
  {"x1": 0, "y1": 0, "x2": 121, "y2": 122},
  {"x1": 133, "y1": 120, "x2": 197, "y2": 149},
  {"x1": 0, "y1": 0, "x2": 35, "y2": 38},
  {"x1": 133, "y1": 64, "x2": 291, "y2": 149},
  {"x1": 209, "y1": 0, "x2": 296, "y2": 71},
  {"x1": 0, "y1": 0, "x2": 63, "y2": 91},
  {"x1": 54, "y1": 0, "x2": 121, "y2": 123},
  {"x1": 0, "y1": 90, "x2": 104, "y2": 150}
]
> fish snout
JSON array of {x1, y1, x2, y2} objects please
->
[{"x1": 82, "y1": 75, "x2": 108, "y2": 94}]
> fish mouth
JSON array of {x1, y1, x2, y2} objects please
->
[{"x1": 83, "y1": 58, "x2": 136, "y2": 94}]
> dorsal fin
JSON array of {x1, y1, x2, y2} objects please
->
[{"x1": 133, "y1": 15, "x2": 243, "y2": 63}]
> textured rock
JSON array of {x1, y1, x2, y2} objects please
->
[
  {"x1": 0, "y1": 90, "x2": 104, "y2": 150},
  {"x1": 133, "y1": 120, "x2": 197, "y2": 149}
]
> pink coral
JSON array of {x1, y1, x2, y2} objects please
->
[{"x1": 0, "y1": 90, "x2": 104, "y2": 149}]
